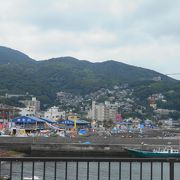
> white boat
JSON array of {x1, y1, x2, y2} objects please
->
[{"x1": 126, "y1": 146, "x2": 180, "y2": 158}]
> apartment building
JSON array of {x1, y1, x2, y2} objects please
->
[
  {"x1": 19, "y1": 97, "x2": 40, "y2": 116},
  {"x1": 90, "y1": 101, "x2": 118, "y2": 123},
  {"x1": 44, "y1": 106, "x2": 65, "y2": 120}
]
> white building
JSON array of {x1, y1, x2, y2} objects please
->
[
  {"x1": 90, "y1": 101, "x2": 118, "y2": 123},
  {"x1": 19, "y1": 97, "x2": 40, "y2": 116},
  {"x1": 96, "y1": 103, "x2": 105, "y2": 122},
  {"x1": 44, "y1": 106, "x2": 65, "y2": 120},
  {"x1": 19, "y1": 107, "x2": 36, "y2": 116},
  {"x1": 20, "y1": 97, "x2": 40, "y2": 112}
]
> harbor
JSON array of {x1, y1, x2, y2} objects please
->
[{"x1": 0, "y1": 135, "x2": 179, "y2": 157}]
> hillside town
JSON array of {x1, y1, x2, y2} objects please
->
[{"x1": 0, "y1": 84, "x2": 179, "y2": 138}]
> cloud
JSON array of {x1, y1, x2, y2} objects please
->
[{"x1": 0, "y1": 0, "x2": 180, "y2": 79}]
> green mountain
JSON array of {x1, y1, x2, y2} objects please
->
[
  {"x1": 0, "y1": 46, "x2": 179, "y2": 109},
  {"x1": 0, "y1": 46, "x2": 35, "y2": 64}
]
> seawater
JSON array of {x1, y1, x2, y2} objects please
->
[{"x1": 1, "y1": 161, "x2": 180, "y2": 180}]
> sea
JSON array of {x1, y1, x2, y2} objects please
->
[{"x1": 1, "y1": 161, "x2": 180, "y2": 180}]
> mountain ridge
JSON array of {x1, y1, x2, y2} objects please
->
[
  {"x1": 0, "y1": 46, "x2": 179, "y2": 108},
  {"x1": 0, "y1": 46, "x2": 35, "y2": 64}
]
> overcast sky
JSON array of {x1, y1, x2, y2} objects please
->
[{"x1": 0, "y1": 0, "x2": 180, "y2": 79}]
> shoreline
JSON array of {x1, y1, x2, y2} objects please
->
[
  {"x1": 0, "y1": 149, "x2": 25, "y2": 157},
  {"x1": 0, "y1": 136, "x2": 179, "y2": 157}
]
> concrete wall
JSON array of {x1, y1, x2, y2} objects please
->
[
  {"x1": 0, "y1": 136, "x2": 179, "y2": 157},
  {"x1": 31, "y1": 144, "x2": 126, "y2": 157},
  {"x1": 0, "y1": 136, "x2": 178, "y2": 145}
]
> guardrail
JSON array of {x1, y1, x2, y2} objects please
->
[{"x1": 0, "y1": 157, "x2": 179, "y2": 180}]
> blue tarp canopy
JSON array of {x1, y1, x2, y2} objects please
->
[
  {"x1": 76, "y1": 120, "x2": 90, "y2": 125},
  {"x1": 59, "y1": 120, "x2": 74, "y2": 125},
  {"x1": 79, "y1": 129, "x2": 87, "y2": 135},
  {"x1": 12, "y1": 116, "x2": 45, "y2": 124},
  {"x1": 139, "y1": 124, "x2": 145, "y2": 129},
  {"x1": 59, "y1": 119, "x2": 90, "y2": 125},
  {"x1": 40, "y1": 118, "x2": 57, "y2": 124},
  {"x1": 81, "y1": 141, "x2": 91, "y2": 144}
]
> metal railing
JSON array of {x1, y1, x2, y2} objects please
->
[{"x1": 0, "y1": 157, "x2": 179, "y2": 180}]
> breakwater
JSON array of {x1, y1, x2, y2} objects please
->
[{"x1": 0, "y1": 136, "x2": 179, "y2": 157}]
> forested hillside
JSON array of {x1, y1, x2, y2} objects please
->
[{"x1": 0, "y1": 46, "x2": 179, "y2": 109}]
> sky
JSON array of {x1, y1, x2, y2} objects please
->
[{"x1": 0, "y1": 0, "x2": 180, "y2": 79}]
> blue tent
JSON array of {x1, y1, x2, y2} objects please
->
[
  {"x1": 59, "y1": 120, "x2": 74, "y2": 125},
  {"x1": 59, "y1": 120, "x2": 90, "y2": 125},
  {"x1": 81, "y1": 141, "x2": 91, "y2": 144},
  {"x1": 139, "y1": 124, "x2": 145, "y2": 129},
  {"x1": 12, "y1": 116, "x2": 45, "y2": 124},
  {"x1": 78, "y1": 129, "x2": 87, "y2": 135},
  {"x1": 76, "y1": 120, "x2": 90, "y2": 125}
]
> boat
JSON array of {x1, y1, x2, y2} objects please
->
[{"x1": 126, "y1": 146, "x2": 180, "y2": 158}]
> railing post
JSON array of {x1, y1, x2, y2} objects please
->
[
  {"x1": 169, "y1": 160, "x2": 174, "y2": 180},
  {"x1": 0, "y1": 157, "x2": 179, "y2": 179}
]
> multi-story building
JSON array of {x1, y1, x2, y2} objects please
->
[
  {"x1": 20, "y1": 97, "x2": 40, "y2": 112},
  {"x1": 44, "y1": 106, "x2": 65, "y2": 120},
  {"x1": 0, "y1": 104, "x2": 19, "y2": 122},
  {"x1": 19, "y1": 106, "x2": 36, "y2": 117},
  {"x1": 19, "y1": 97, "x2": 40, "y2": 116},
  {"x1": 90, "y1": 101, "x2": 118, "y2": 123},
  {"x1": 96, "y1": 103, "x2": 105, "y2": 122}
]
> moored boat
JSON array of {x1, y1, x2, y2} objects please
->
[{"x1": 126, "y1": 146, "x2": 180, "y2": 158}]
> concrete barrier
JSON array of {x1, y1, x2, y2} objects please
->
[{"x1": 0, "y1": 136, "x2": 179, "y2": 157}]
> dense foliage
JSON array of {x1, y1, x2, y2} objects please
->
[
  {"x1": 0, "y1": 46, "x2": 179, "y2": 110},
  {"x1": 132, "y1": 81, "x2": 180, "y2": 111}
]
